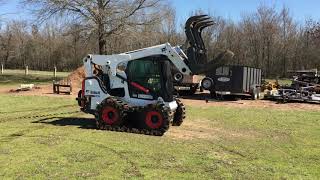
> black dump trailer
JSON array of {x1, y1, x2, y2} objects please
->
[{"x1": 201, "y1": 65, "x2": 262, "y2": 99}]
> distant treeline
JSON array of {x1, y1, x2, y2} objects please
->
[{"x1": 0, "y1": 1, "x2": 319, "y2": 78}]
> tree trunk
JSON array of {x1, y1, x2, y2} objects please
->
[
  {"x1": 282, "y1": 55, "x2": 287, "y2": 77},
  {"x1": 98, "y1": 29, "x2": 106, "y2": 55},
  {"x1": 97, "y1": 0, "x2": 105, "y2": 55}
]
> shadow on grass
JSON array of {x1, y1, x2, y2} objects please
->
[{"x1": 32, "y1": 117, "x2": 96, "y2": 129}]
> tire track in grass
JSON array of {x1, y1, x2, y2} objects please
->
[
  {"x1": 0, "y1": 110, "x2": 82, "y2": 123},
  {"x1": 0, "y1": 134, "x2": 144, "y2": 178},
  {"x1": 0, "y1": 107, "x2": 143, "y2": 177},
  {"x1": 0, "y1": 104, "x2": 78, "y2": 114},
  {"x1": 71, "y1": 139, "x2": 144, "y2": 179},
  {"x1": 0, "y1": 126, "x2": 46, "y2": 143}
]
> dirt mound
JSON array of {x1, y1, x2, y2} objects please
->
[{"x1": 66, "y1": 66, "x2": 85, "y2": 89}]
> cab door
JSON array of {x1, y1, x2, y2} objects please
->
[{"x1": 126, "y1": 56, "x2": 173, "y2": 102}]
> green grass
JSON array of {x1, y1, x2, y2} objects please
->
[
  {"x1": 0, "y1": 69, "x2": 70, "y2": 87},
  {"x1": 0, "y1": 94, "x2": 319, "y2": 179}
]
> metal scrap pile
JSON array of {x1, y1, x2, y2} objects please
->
[{"x1": 266, "y1": 69, "x2": 320, "y2": 103}]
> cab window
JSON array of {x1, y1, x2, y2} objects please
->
[{"x1": 127, "y1": 58, "x2": 162, "y2": 98}]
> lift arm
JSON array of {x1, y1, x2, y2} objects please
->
[{"x1": 83, "y1": 43, "x2": 192, "y2": 78}]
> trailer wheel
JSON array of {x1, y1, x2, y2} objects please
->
[{"x1": 201, "y1": 77, "x2": 214, "y2": 90}]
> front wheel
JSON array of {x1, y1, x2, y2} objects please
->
[{"x1": 141, "y1": 104, "x2": 170, "y2": 131}]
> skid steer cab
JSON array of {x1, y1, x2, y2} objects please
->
[{"x1": 76, "y1": 43, "x2": 189, "y2": 136}]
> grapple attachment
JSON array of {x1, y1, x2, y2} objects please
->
[
  {"x1": 184, "y1": 15, "x2": 233, "y2": 75},
  {"x1": 185, "y1": 15, "x2": 214, "y2": 52}
]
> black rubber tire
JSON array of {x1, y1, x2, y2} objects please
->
[
  {"x1": 140, "y1": 104, "x2": 170, "y2": 130},
  {"x1": 172, "y1": 99, "x2": 186, "y2": 126},
  {"x1": 77, "y1": 90, "x2": 82, "y2": 106},
  {"x1": 201, "y1": 77, "x2": 214, "y2": 90},
  {"x1": 96, "y1": 97, "x2": 126, "y2": 129}
]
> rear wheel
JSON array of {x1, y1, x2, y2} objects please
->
[
  {"x1": 172, "y1": 99, "x2": 186, "y2": 126},
  {"x1": 96, "y1": 98, "x2": 126, "y2": 129},
  {"x1": 102, "y1": 106, "x2": 120, "y2": 125}
]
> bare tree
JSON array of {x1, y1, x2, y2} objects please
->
[
  {"x1": 23, "y1": 0, "x2": 167, "y2": 54},
  {"x1": 279, "y1": 6, "x2": 296, "y2": 76},
  {"x1": 0, "y1": 2, "x2": 318, "y2": 76},
  {"x1": 0, "y1": 25, "x2": 13, "y2": 67},
  {"x1": 161, "y1": 6, "x2": 177, "y2": 43}
]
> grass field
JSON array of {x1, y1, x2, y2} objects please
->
[
  {"x1": 0, "y1": 69, "x2": 69, "y2": 87},
  {"x1": 0, "y1": 93, "x2": 319, "y2": 179}
]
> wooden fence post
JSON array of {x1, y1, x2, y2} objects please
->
[
  {"x1": 25, "y1": 66, "x2": 28, "y2": 75},
  {"x1": 54, "y1": 66, "x2": 57, "y2": 78}
]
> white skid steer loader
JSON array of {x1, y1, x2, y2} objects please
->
[
  {"x1": 77, "y1": 43, "x2": 190, "y2": 136},
  {"x1": 77, "y1": 15, "x2": 232, "y2": 136}
]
